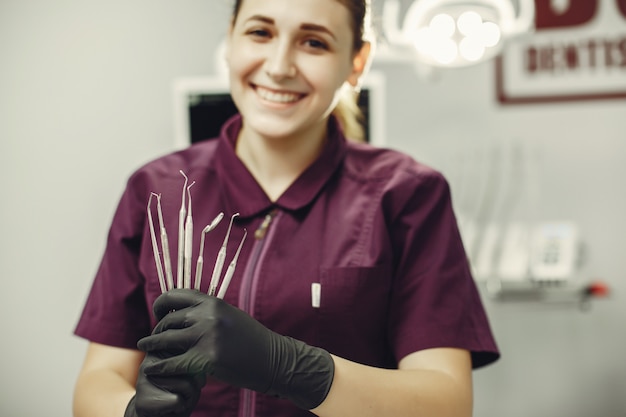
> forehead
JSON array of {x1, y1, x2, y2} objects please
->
[{"x1": 235, "y1": 0, "x2": 352, "y2": 32}]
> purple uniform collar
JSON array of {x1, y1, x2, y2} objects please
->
[{"x1": 214, "y1": 114, "x2": 348, "y2": 217}]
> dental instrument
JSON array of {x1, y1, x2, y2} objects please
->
[
  {"x1": 194, "y1": 212, "x2": 225, "y2": 291},
  {"x1": 208, "y1": 213, "x2": 240, "y2": 296},
  {"x1": 147, "y1": 193, "x2": 167, "y2": 294},
  {"x1": 147, "y1": 172, "x2": 249, "y2": 295},
  {"x1": 155, "y1": 193, "x2": 174, "y2": 291},
  {"x1": 216, "y1": 229, "x2": 247, "y2": 299},
  {"x1": 183, "y1": 181, "x2": 196, "y2": 289},
  {"x1": 177, "y1": 171, "x2": 188, "y2": 289}
]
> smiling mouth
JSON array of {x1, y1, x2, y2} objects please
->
[{"x1": 254, "y1": 85, "x2": 304, "y2": 104}]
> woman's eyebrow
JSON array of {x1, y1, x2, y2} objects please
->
[
  {"x1": 244, "y1": 15, "x2": 337, "y2": 41},
  {"x1": 245, "y1": 14, "x2": 274, "y2": 24},
  {"x1": 300, "y1": 23, "x2": 337, "y2": 41}
]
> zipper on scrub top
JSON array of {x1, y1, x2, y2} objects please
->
[
  {"x1": 254, "y1": 210, "x2": 275, "y2": 239},
  {"x1": 238, "y1": 208, "x2": 279, "y2": 417},
  {"x1": 240, "y1": 209, "x2": 278, "y2": 312}
]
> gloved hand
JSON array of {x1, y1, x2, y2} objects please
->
[
  {"x1": 124, "y1": 352, "x2": 206, "y2": 417},
  {"x1": 137, "y1": 289, "x2": 335, "y2": 410}
]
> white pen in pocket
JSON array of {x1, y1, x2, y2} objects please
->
[{"x1": 311, "y1": 283, "x2": 321, "y2": 308}]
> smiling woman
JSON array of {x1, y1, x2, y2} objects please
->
[
  {"x1": 72, "y1": 1, "x2": 499, "y2": 417},
  {"x1": 231, "y1": 0, "x2": 371, "y2": 143},
  {"x1": 225, "y1": 0, "x2": 372, "y2": 200}
]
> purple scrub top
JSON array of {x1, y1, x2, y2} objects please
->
[{"x1": 75, "y1": 114, "x2": 499, "y2": 417}]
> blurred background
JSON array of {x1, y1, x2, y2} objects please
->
[{"x1": 1, "y1": 0, "x2": 624, "y2": 415}]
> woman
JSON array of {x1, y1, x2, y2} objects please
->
[{"x1": 73, "y1": 0, "x2": 499, "y2": 416}]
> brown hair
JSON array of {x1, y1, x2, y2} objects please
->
[{"x1": 231, "y1": 0, "x2": 372, "y2": 142}]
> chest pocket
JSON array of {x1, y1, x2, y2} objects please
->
[{"x1": 316, "y1": 265, "x2": 394, "y2": 367}]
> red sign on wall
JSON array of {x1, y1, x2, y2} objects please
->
[{"x1": 496, "y1": 0, "x2": 626, "y2": 104}]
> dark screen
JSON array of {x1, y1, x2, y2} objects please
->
[{"x1": 187, "y1": 90, "x2": 372, "y2": 143}]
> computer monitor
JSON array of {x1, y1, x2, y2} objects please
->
[{"x1": 172, "y1": 72, "x2": 386, "y2": 149}]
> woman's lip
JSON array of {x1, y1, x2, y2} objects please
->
[
  {"x1": 252, "y1": 84, "x2": 306, "y2": 104},
  {"x1": 251, "y1": 83, "x2": 305, "y2": 96}
]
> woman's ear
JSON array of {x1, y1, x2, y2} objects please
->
[
  {"x1": 228, "y1": 17, "x2": 236, "y2": 37},
  {"x1": 347, "y1": 41, "x2": 372, "y2": 90},
  {"x1": 223, "y1": 19, "x2": 236, "y2": 66}
]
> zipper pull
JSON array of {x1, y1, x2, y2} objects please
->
[{"x1": 254, "y1": 210, "x2": 276, "y2": 240}]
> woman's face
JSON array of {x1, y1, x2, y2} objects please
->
[{"x1": 226, "y1": 0, "x2": 363, "y2": 141}]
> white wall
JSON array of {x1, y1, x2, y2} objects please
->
[
  {"x1": 0, "y1": 1, "x2": 229, "y2": 415},
  {"x1": 375, "y1": 62, "x2": 626, "y2": 417},
  {"x1": 1, "y1": 1, "x2": 625, "y2": 416}
]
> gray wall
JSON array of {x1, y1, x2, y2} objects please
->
[
  {"x1": 380, "y1": 61, "x2": 626, "y2": 416},
  {"x1": 1, "y1": 1, "x2": 624, "y2": 416}
]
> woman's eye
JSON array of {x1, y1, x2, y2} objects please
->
[
  {"x1": 248, "y1": 29, "x2": 271, "y2": 38},
  {"x1": 305, "y1": 39, "x2": 328, "y2": 50}
]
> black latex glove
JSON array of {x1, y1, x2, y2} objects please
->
[
  {"x1": 124, "y1": 352, "x2": 206, "y2": 417},
  {"x1": 137, "y1": 289, "x2": 335, "y2": 410}
]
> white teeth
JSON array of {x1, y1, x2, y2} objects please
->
[{"x1": 256, "y1": 87, "x2": 300, "y2": 103}]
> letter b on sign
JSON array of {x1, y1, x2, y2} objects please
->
[
  {"x1": 534, "y1": 0, "x2": 597, "y2": 29},
  {"x1": 534, "y1": 0, "x2": 626, "y2": 30},
  {"x1": 619, "y1": 0, "x2": 626, "y2": 18}
]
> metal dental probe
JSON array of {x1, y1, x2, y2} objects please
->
[
  {"x1": 217, "y1": 229, "x2": 248, "y2": 299},
  {"x1": 155, "y1": 193, "x2": 174, "y2": 291},
  {"x1": 194, "y1": 212, "x2": 225, "y2": 291},
  {"x1": 183, "y1": 181, "x2": 196, "y2": 289},
  {"x1": 176, "y1": 170, "x2": 189, "y2": 288},
  {"x1": 147, "y1": 193, "x2": 167, "y2": 293},
  {"x1": 208, "y1": 213, "x2": 240, "y2": 296}
]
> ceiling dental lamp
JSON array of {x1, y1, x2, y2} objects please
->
[{"x1": 379, "y1": 0, "x2": 535, "y2": 68}]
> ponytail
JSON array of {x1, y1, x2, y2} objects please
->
[{"x1": 332, "y1": 87, "x2": 365, "y2": 143}]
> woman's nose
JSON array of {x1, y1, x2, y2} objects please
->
[{"x1": 264, "y1": 43, "x2": 297, "y2": 80}]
